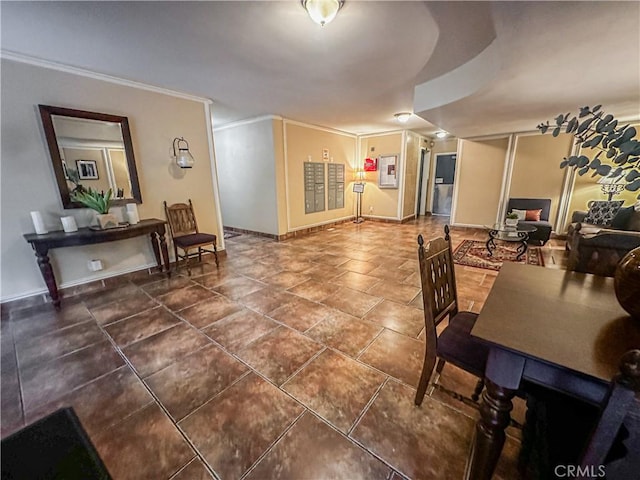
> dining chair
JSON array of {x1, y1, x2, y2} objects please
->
[
  {"x1": 578, "y1": 349, "x2": 640, "y2": 478},
  {"x1": 414, "y1": 225, "x2": 489, "y2": 406},
  {"x1": 163, "y1": 199, "x2": 219, "y2": 274}
]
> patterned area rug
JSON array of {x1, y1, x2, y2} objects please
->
[{"x1": 452, "y1": 239, "x2": 545, "y2": 271}]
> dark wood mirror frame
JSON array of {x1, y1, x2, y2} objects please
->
[{"x1": 39, "y1": 104, "x2": 143, "y2": 209}]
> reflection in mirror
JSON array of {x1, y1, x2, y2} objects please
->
[{"x1": 39, "y1": 105, "x2": 142, "y2": 209}]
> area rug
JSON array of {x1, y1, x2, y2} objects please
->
[{"x1": 452, "y1": 239, "x2": 544, "y2": 271}]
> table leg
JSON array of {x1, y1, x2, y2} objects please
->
[
  {"x1": 158, "y1": 230, "x2": 171, "y2": 277},
  {"x1": 33, "y1": 247, "x2": 60, "y2": 309},
  {"x1": 486, "y1": 231, "x2": 497, "y2": 257},
  {"x1": 465, "y1": 379, "x2": 516, "y2": 480},
  {"x1": 150, "y1": 232, "x2": 162, "y2": 272},
  {"x1": 515, "y1": 233, "x2": 529, "y2": 260}
]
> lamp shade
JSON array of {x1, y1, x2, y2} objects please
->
[
  {"x1": 303, "y1": 0, "x2": 343, "y2": 26},
  {"x1": 173, "y1": 137, "x2": 195, "y2": 168},
  {"x1": 176, "y1": 149, "x2": 195, "y2": 168}
]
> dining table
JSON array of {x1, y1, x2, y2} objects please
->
[{"x1": 465, "y1": 263, "x2": 640, "y2": 480}]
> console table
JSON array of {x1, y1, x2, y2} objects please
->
[{"x1": 24, "y1": 218, "x2": 170, "y2": 308}]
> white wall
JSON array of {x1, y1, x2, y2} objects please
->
[
  {"x1": 213, "y1": 118, "x2": 280, "y2": 235},
  {"x1": 0, "y1": 59, "x2": 222, "y2": 302}
]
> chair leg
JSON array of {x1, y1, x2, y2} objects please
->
[
  {"x1": 213, "y1": 242, "x2": 219, "y2": 267},
  {"x1": 173, "y1": 244, "x2": 179, "y2": 273},
  {"x1": 471, "y1": 378, "x2": 485, "y2": 403},
  {"x1": 428, "y1": 358, "x2": 446, "y2": 397},
  {"x1": 185, "y1": 248, "x2": 192, "y2": 276},
  {"x1": 198, "y1": 247, "x2": 202, "y2": 263},
  {"x1": 415, "y1": 347, "x2": 437, "y2": 406}
]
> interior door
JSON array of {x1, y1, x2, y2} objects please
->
[{"x1": 432, "y1": 153, "x2": 456, "y2": 216}]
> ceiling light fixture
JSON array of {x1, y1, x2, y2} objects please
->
[
  {"x1": 436, "y1": 131, "x2": 448, "y2": 138},
  {"x1": 394, "y1": 112, "x2": 412, "y2": 124},
  {"x1": 302, "y1": 0, "x2": 344, "y2": 27}
]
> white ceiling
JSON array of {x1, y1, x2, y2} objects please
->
[{"x1": 1, "y1": 1, "x2": 639, "y2": 138}]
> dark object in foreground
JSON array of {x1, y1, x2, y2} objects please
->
[{"x1": 1, "y1": 407, "x2": 111, "y2": 480}]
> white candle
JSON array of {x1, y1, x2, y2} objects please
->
[
  {"x1": 61, "y1": 216, "x2": 78, "y2": 233},
  {"x1": 30, "y1": 211, "x2": 48, "y2": 234},
  {"x1": 126, "y1": 203, "x2": 139, "y2": 224},
  {"x1": 127, "y1": 210, "x2": 139, "y2": 225}
]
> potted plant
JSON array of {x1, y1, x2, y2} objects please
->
[
  {"x1": 505, "y1": 212, "x2": 519, "y2": 227},
  {"x1": 537, "y1": 105, "x2": 640, "y2": 199},
  {"x1": 71, "y1": 188, "x2": 118, "y2": 229}
]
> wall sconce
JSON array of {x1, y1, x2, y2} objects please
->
[
  {"x1": 172, "y1": 137, "x2": 195, "y2": 169},
  {"x1": 394, "y1": 112, "x2": 412, "y2": 124},
  {"x1": 302, "y1": 0, "x2": 344, "y2": 27}
]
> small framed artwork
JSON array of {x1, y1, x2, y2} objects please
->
[
  {"x1": 76, "y1": 160, "x2": 99, "y2": 180},
  {"x1": 378, "y1": 154, "x2": 399, "y2": 188}
]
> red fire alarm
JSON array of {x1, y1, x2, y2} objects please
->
[{"x1": 364, "y1": 157, "x2": 377, "y2": 172}]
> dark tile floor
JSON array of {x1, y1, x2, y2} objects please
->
[{"x1": 1, "y1": 216, "x2": 569, "y2": 479}]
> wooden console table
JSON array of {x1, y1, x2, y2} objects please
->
[{"x1": 24, "y1": 218, "x2": 170, "y2": 308}]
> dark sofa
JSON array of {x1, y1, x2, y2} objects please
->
[
  {"x1": 566, "y1": 206, "x2": 640, "y2": 277},
  {"x1": 506, "y1": 198, "x2": 553, "y2": 245}
]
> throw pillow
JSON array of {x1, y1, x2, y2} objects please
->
[
  {"x1": 583, "y1": 200, "x2": 624, "y2": 226},
  {"x1": 511, "y1": 209, "x2": 527, "y2": 221},
  {"x1": 611, "y1": 206, "x2": 634, "y2": 230},
  {"x1": 525, "y1": 209, "x2": 542, "y2": 221}
]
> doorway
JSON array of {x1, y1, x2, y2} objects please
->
[{"x1": 432, "y1": 152, "x2": 456, "y2": 216}]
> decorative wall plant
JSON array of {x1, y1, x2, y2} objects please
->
[{"x1": 537, "y1": 105, "x2": 640, "y2": 198}]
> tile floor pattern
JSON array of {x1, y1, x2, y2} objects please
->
[{"x1": 1, "y1": 216, "x2": 569, "y2": 479}]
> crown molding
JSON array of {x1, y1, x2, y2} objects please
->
[{"x1": 1, "y1": 50, "x2": 212, "y2": 104}]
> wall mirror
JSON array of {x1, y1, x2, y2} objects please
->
[{"x1": 39, "y1": 105, "x2": 142, "y2": 209}]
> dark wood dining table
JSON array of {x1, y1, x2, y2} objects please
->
[{"x1": 466, "y1": 263, "x2": 640, "y2": 480}]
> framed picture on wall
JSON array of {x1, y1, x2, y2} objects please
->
[
  {"x1": 76, "y1": 160, "x2": 99, "y2": 180},
  {"x1": 378, "y1": 154, "x2": 398, "y2": 188}
]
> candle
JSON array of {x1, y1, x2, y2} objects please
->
[
  {"x1": 61, "y1": 216, "x2": 78, "y2": 233},
  {"x1": 30, "y1": 211, "x2": 48, "y2": 234}
]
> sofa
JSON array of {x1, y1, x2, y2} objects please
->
[
  {"x1": 506, "y1": 198, "x2": 553, "y2": 245},
  {"x1": 566, "y1": 203, "x2": 640, "y2": 277}
]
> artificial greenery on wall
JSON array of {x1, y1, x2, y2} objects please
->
[{"x1": 537, "y1": 105, "x2": 640, "y2": 197}]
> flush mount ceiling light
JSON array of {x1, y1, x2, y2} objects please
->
[
  {"x1": 394, "y1": 112, "x2": 412, "y2": 123},
  {"x1": 302, "y1": 0, "x2": 344, "y2": 27},
  {"x1": 436, "y1": 131, "x2": 448, "y2": 138}
]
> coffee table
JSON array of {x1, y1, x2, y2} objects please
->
[{"x1": 484, "y1": 223, "x2": 537, "y2": 260}]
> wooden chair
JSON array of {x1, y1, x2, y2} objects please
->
[
  {"x1": 415, "y1": 225, "x2": 489, "y2": 406},
  {"x1": 578, "y1": 349, "x2": 640, "y2": 479},
  {"x1": 163, "y1": 199, "x2": 219, "y2": 274}
]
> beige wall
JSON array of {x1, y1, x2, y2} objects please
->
[
  {"x1": 110, "y1": 149, "x2": 131, "y2": 197},
  {"x1": 285, "y1": 122, "x2": 356, "y2": 230},
  {"x1": 455, "y1": 137, "x2": 509, "y2": 225},
  {"x1": 359, "y1": 132, "x2": 403, "y2": 219},
  {"x1": 1, "y1": 59, "x2": 221, "y2": 302},
  {"x1": 402, "y1": 132, "x2": 420, "y2": 218},
  {"x1": 509, "y1": 133, "x2": 573, "y2": 225}
]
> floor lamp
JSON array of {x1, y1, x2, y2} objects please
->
[{"x1": 353, "y1": 169, "x2": 365, "y2": 224}]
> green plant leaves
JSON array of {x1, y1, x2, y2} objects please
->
[{"x1": 70, "y1": 188, "x2": 113, "y2": 214}]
